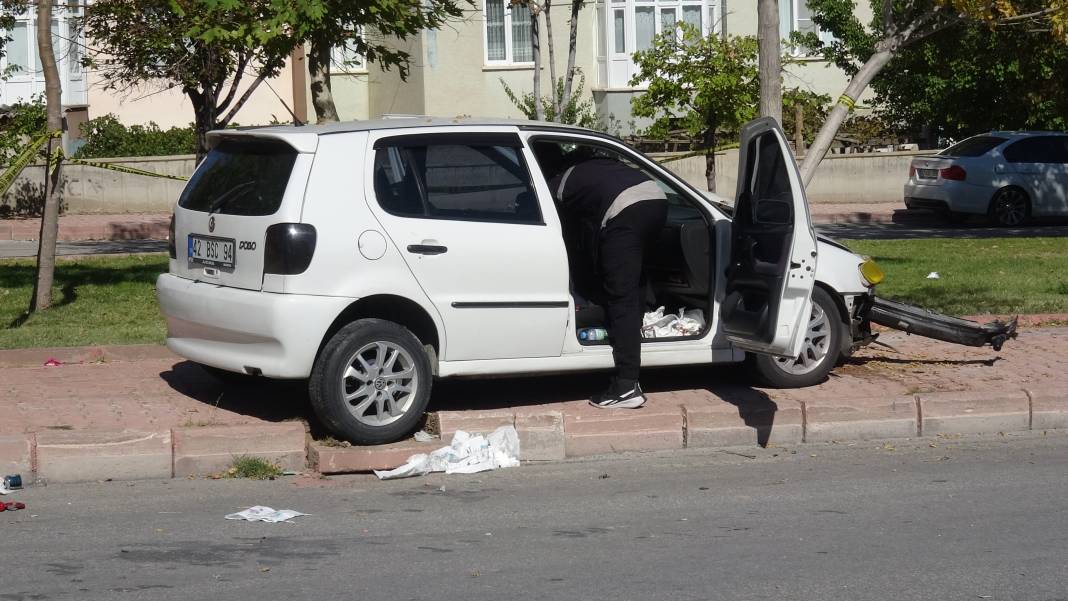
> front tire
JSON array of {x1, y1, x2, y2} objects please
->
[
  {"x1": 748, "y1": 286, "x2": 846, "y2": 388},
  {"x1": 309, "y1": 319, "x2": 432, "y2": 445}
]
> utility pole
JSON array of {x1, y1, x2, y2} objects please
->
[{"x1": 757, "y1": 0, "x2": 782, "y2": 124}]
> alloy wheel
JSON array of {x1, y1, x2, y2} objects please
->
[
  {"x1": 993, "y1": 189, "x2": 1028, "y2": 226},
  {"x1": 774, "y1": 302, "x2": 830, "y2": 376},
  {"x1": 340, "y1": 341, "x2": 419, "y2": 426}
]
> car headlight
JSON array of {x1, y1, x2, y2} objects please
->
[{"x1": 859, "y1": 257, "x2": 885, "y2": 287}]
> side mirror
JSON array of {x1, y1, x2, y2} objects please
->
[{"x1": 753, "y1": 198, "x2": 792, "y2": 226}]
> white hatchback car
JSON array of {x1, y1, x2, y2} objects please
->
[
  {"x1": 157, "y1": 117, "x2": 880, "y2": 444},
  {"x1": 905, "y1": 131, "x2": 1068, "y2": 226}
]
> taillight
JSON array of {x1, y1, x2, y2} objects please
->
[
  {"x1": 168, "y1": 213, "x2": 176, "y2": 259},
  {"x1": 940, "y1": 165, "x2": 967, "y2": 181},
  {"x1": 909, "y1": 165, "x2": 916, "y2": 178},
  {"x1": 263, "y1": 223, "x2": 317, "y2": 275}
]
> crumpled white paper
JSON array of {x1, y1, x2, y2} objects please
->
[
  {"x1": 926, "y1": 272, "x2": 941, "y2": 280},
  {"x1": 641, "y1": 306, "x2": 706, "y2": 338},
  {"x1": 374, "y1": 425, "x2": 521, "y2": 480},
  {"x1": 0, "y1": 483, "x2": 11, "y2": 495},
  {"x1": 224, "y1": 506, "x2": 308, "y2": 523}
]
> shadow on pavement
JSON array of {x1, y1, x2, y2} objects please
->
[{"x1": 161, "y1": 360, "x2": 790, "y2": 446}]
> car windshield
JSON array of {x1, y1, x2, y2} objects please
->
[{"x1": 939, "y1": 135, "x2": 1008, "y2": 157}]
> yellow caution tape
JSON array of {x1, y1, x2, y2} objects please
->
[
  {"x1": 65, "y1": 157, "x2": 190, "y2": 182},
  {"x1": 0, "y1": 130, "x2": 60, "y2": 197},
  {"x1": 3, "y1": 130, "x2": 187, "y2": 202},
  {"x1": 838, "y1": 94, "x2": 857, "y2": 110}
]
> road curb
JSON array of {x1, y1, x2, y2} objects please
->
[
  {"x1": 13, "y1": 423, "x2": 309, "y2": 484},
  {"x1": 0, "y1": 344, "x2": 178, "y2": 368},
  {"x1": 7, "y1": 387, "x2": 1067, "y2": 481},
  {"x1": 311, "y1": 386, "x2": 1068, "y2": 475}
]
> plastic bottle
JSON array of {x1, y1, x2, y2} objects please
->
[{"x1": 578, "y1": 328, "x2": 608, "y2": 341}]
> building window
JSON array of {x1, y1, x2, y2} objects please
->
[
  {"x1": 484, "y1": 0, "x2": 534, "y2": 64},
  {"x1": 603, "y1": 0, "x2": 719, "y2": 87},
  {"x1": 332, "y1": 32, "x2": 366, "y2": 72},
  {"x1": 0, "y1": 5, "x2": 88, "y2": 106},
  {"x1": 784, "y1": 0, "x2": 835, "y2": 54}
]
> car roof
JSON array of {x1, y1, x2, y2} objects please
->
[
  {"x1": 235, "y1": 116, "x2": 596, "y2": 136},
  {"x1": 983, "y1": 131, "x2": 1068, "y2": 139},
  {"x1": 208, "y1": 116, "x2": 607, "y2": 153}
]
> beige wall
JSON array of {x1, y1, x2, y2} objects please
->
[
  {"x1": 654, "y1": 149, "x2": 930, "y2": 204},
  {"x1": 1, "y1": 150, "x2": 929, "y2": 215},
  {"x1": 87, "y1": 60, "x2": 299, "y2": 128},
  {"x1": 362, "y1": 3, "x2": 601, "y2": 120}
]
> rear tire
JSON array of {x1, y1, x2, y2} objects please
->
[
  {"x1": 748, "y1": 286, "x2": 847, "y2": 388},
  {"x1": 989, "y1": 187, "x2": 1030, "y2": 227},
  {"x1": 309, "y1": 319, "x2": 432, "y2": 445}
]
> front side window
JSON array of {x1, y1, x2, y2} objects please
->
[
  {"x1": 484, "y1": 0, "x2": 534, "y2": 64},
  {"x1": 373, "y1": 141, "x2": 542, "y2": 224}
]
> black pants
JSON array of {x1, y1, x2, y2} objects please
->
[{"x1": 598, "y1": 199, "x2": 669, "y2": 382}]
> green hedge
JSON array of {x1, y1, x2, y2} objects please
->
[{"x1": 74, "y1": 115, "x2": 196, "y2": 159}]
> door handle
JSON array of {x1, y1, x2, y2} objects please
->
[{"x1": 407, "y1": 244, "x2": 448, "y2": 255}]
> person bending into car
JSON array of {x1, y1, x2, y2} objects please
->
[{"x1": 535, "y1": 143, "x2": 668, "y2": 409}]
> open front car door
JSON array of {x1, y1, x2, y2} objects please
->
[{"x1": 721, "y1": 117, "x2": 818, "y2": 357}]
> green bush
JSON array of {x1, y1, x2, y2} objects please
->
[
  {"x1": 0, "y1": 98, "x2": 48, "y2": 165},
  {"x1": 73, "y1": 114, "x2": 196, "y2": 159}
]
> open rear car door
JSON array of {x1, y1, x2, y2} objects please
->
[{"x1": 721, "y1": 117, "x2": 818, "y2": 357}]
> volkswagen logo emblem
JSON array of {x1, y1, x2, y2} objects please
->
[{"x1": 208, "y1": 216, "x2": 215, "y2": 232}]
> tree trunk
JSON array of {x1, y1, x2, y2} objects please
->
[
  {"x1": 794, "y1": 103, "x2": 805, "y2": 154},
  {"x1": 757, "y1": 0, "x2": 782, "y2": 124},
  {"x1": 703, "y1": 126, "x2": 717, "y2": 193},
  {"x1": 543, "y1": 0, "x2": 559, "y2": 118},
  {"x1": 308, "y1": 39, "x2": 340, "y2": 123},
  {"x1": 559, "y1": 0, "x2": 581, "y2": 111},
  {"x1": 530, "y1": 3, "x2": 545, "y2": 121},
  {"x1": 799, "y1": 47, "x2": 894, "y2": 187},
  {"x1": 189, "y1": 91, "x2": 219, "y2": 164},
  {"x1": 30, "y1": 0, "x2": 63, "y2": 314}
]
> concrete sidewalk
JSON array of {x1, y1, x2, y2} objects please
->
[
  {"x1": 2, "y1": 325, "x2": 1065, "y2": 483},
  {"x1": 0, "y1": 203, "x2": 913, "y2": 243}
]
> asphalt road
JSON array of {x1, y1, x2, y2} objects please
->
[{"x1": 4, "y1": 433, "x2": 1067, "y2": 600}]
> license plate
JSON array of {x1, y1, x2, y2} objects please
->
[
  {"x1": 187, "y1": 234, "x2": 235, "y2": 269},
  {"x1": 917, "y1": 168, "x2": 938, "y2": 179}
]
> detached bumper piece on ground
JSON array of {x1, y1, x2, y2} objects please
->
[{"x1": 865, "y1": 297, "x2": 1019, "y2": 351}]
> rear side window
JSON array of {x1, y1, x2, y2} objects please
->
[
  {"x1": 373, "y1": 140, "x2": 541, "y2": 224},
  {"x1": 1004, "y1": 136, "x2": 1068, "y2": 164},
  {"x1": 178, "y1": 139, "x2": 297, "y2": 215},
  {"x1": 940, "y1": 135, "x2": 1007, "y2": 157}
]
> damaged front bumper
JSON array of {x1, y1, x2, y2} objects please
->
[{"x1": 852, "y1": 294, "x2": 1018, "y2": 352}]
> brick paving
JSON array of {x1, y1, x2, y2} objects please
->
[{"x1": 0, "y1": 327, "x2": 1061, "y2": 436}]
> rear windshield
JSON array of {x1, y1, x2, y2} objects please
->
[
  {"x1": 939, "y1": 135, "x2": 1007, "y2": 157},
  {"x1": 178, "y1": 139, "x2": 297, "y2": 215}
]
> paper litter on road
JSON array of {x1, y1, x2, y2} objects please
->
[
  {"x1": 926, "y1": 272, "x2": 940, "y2": 280},
  {"x1": 224, "y1": 506, "x2": 308, "y2": 523},
  {"x1": 413, "y1": 430, "x2": 435, "y2": 442},
  {"x1": 374, "y1": 425, "x2": 521, "y2": 480},
  {"x1": 0, "y1": 483, "x2": 11, "y2": 495}
]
